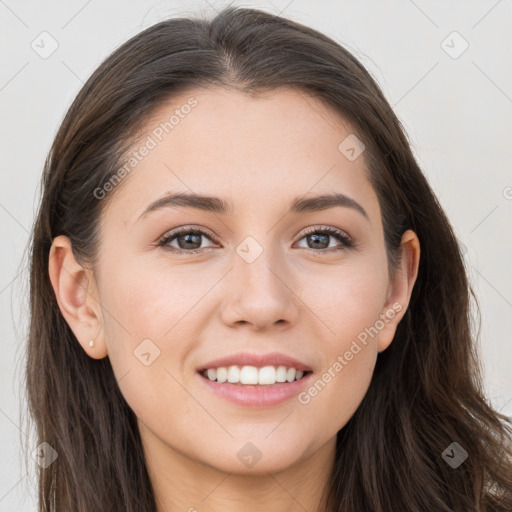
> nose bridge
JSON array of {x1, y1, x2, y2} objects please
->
[
  {"x1": 221, "y1": 233, "x2": 298, "y2": 329},
  {"x1": 235, "y1": 235, "x2": 286, "y2": 298}
]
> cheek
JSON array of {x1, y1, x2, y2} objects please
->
[
  {"x1": 101, "y1": 257, "x2": 212, "y2": 342},
  {"x1": 303, "y1": 344, "x2": 377, "y2": 423},
  {"x1": 98, "y1": 266, "x2": 196, "y2": 434},
  {"x1": 98, "y1": 259, "x2": 215, "y2": 404},
  {"x1": 298, "y1": 326, "x2": 378, "y2": 435},
  {"x1": 304, "y1": 255, "x2": 389, "y2": 341},
  {"x1": 295, "y1": 259, "x2": 386, "y2": 427}
]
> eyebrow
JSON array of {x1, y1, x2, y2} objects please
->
[{"x1": 136, "y1": 191, "x2": 369, "y2": 222}]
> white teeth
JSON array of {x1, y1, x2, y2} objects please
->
[
  {"x1": 240, "y1": 365, "x2": 259, "y2": 384},
  {"x1": 258, "y1": 366, "x2": 276, "y2": 385},
  {"x1": 286, "y1": 368, "x2": 296, "y2": 382},
  {"x1": 276, "y1": 366, "x2": 287, "y2": 382},
  {"x1": 227, "y1": 365, "x2": 240, "y2": 383},
  {"x1": 202, "y1": 365, "x2": 308, "y2": 385},
  {"x1": 216, "y1": 367, "x2": 228, "y2": 383}
]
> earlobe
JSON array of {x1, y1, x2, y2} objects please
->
[
  {"x1": 377, "y1": 229, "x2": 420, "y2": 353},
  {"x1": 48, "y1": 235, "x2": 108, "y2": 359}
]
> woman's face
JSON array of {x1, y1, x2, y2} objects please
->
[{"x1": 72, "y1": 87, "x2": 418, "y2": 475}]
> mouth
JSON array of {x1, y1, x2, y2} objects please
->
[
  {"x1": 196, "y1": 352, "x2": 314, "y2": 407},
  {"x1": 198, "y1": 365, "x2": 313, "y2": 386},
  {"x1": 196, "y1": 364, "x2": 314, "y2": 407}
]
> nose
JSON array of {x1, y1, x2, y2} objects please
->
[{"x1": 219, "y1": 246, "x2": 300, "y2": 331}]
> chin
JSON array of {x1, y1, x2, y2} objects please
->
[{"x1": 194, "y1": 436, "x2": 310, "y2": 476}]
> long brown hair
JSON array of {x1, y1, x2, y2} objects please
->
[{"x1": 22, "y1": 6, "x2": 512, "y2": 511}]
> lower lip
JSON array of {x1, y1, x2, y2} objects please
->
[{"x1": 198, "y1": 372, "x2": 313, "y2": 407}]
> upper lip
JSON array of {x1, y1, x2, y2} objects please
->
[{"x1": 198, "y1": 352, "x2": 313, "y2": 372}]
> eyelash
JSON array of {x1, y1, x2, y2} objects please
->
[{"x1": 156, "y1": 225, "x2": 356, "y2": 255}]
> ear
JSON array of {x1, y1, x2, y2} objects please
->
[
  {"x1": 48, "y1": 235, "x2": 108, "y2": 359},
  {"x1": 377, "y1": 229, "x2": 420, "y2": 353}
]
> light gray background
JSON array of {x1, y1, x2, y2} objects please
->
[{"x1": 1, "y1": 0, "x2": 511, "y2": 510}]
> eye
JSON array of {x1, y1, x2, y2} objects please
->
[
  {"x1": 157, "y1": 227, "x2": 218, "y2": 254},
  {"x1": 295, "y1": 226, "x2": 354, "y2": 252},
  {"x1": 157, "y1": 225, "x2": 356, "y2": 255}
]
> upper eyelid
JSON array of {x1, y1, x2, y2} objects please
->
[{"x1": 160, "y1": 225, "x2": 218, "y2": 242}]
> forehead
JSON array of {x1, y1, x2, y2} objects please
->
[{"x1": 103, "y1": 86, "x2": 379, "y2": 225}]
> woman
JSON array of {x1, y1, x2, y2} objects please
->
[{"x1": 24, "y1": 5, "x2": 512, "y2": 511}]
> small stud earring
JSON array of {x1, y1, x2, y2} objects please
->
[{"x1": 89, "y1": 339, "x2": 95, "y2": 348}]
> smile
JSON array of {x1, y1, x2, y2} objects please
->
[
  {"x1": 200, "y1": 365, "x2": 309, "y2": 385},
  {"x1": 197, "y1": 359, "x2": 315, "y2": 407}
]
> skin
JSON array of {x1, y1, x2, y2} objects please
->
[{"x1": 49, "y1": 86, "x2": 420, "y2": 512}]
